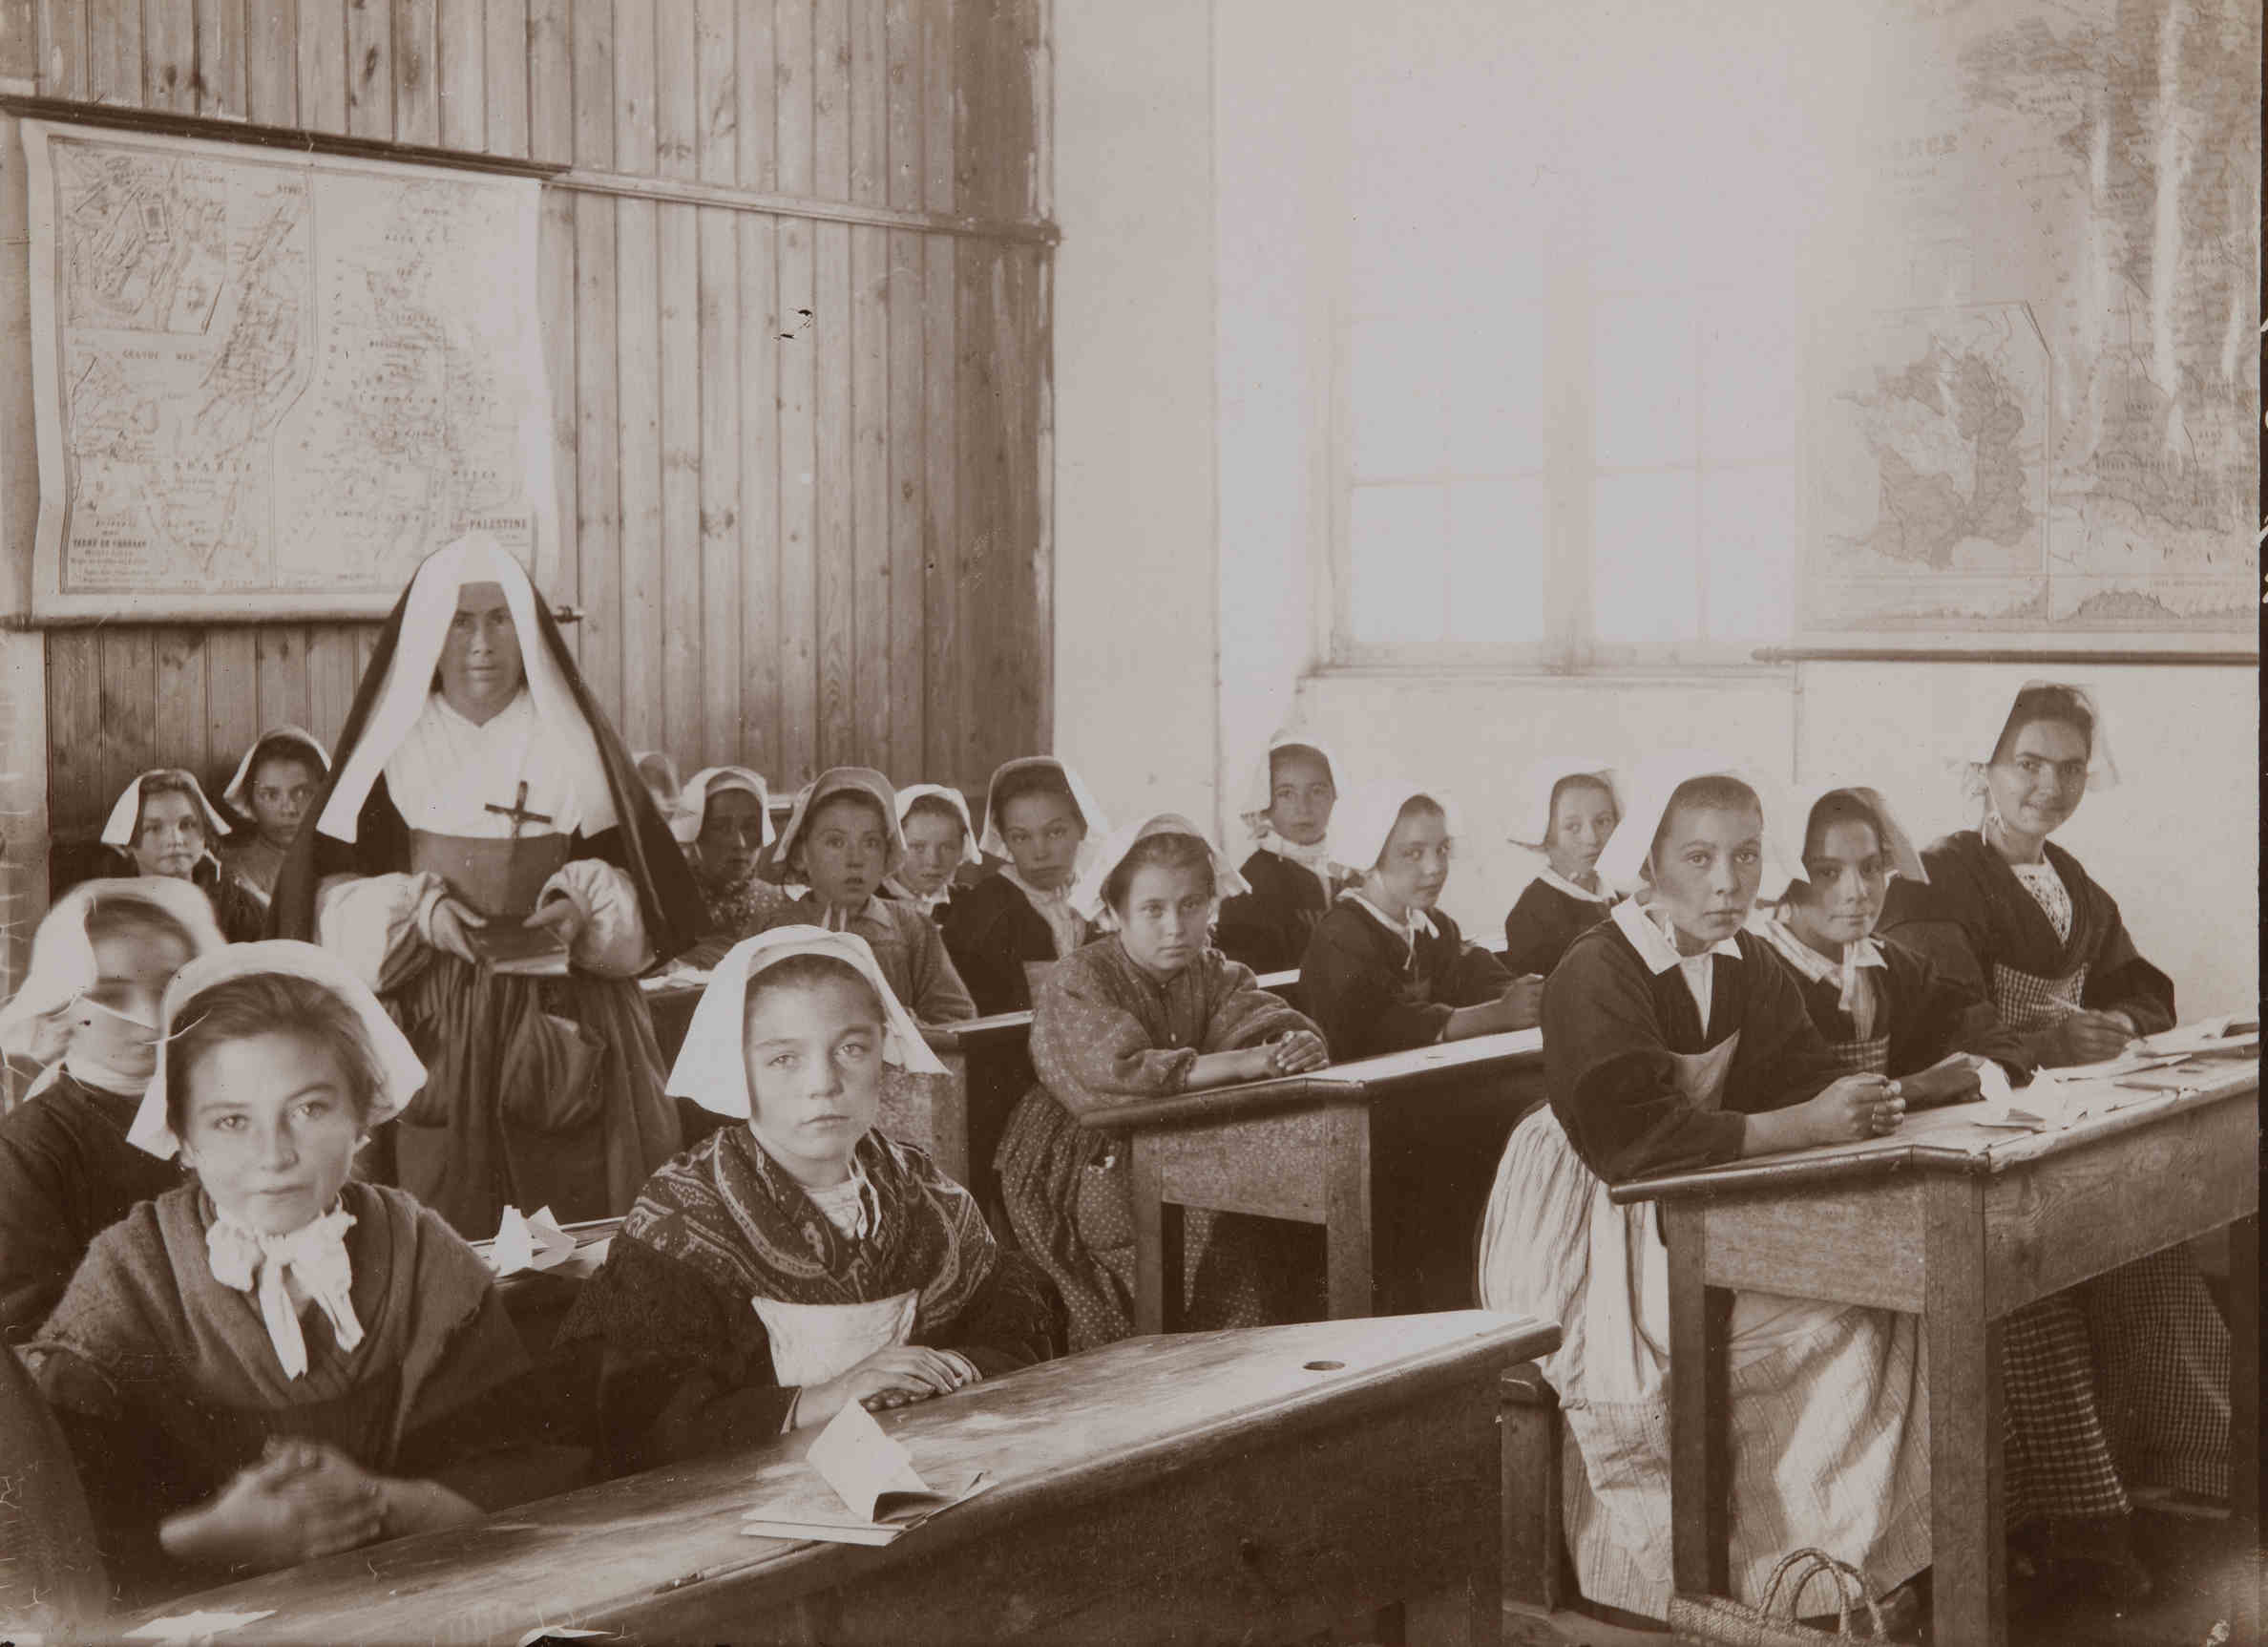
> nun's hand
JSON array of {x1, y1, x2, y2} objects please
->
[
  {"x1": 426, "y1": 897, "x2": 488, "y2": 964},
  {"x1": 525, "y1": 895, "x2": 587, "y2": 953}
]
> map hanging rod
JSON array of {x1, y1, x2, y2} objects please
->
[
  {"x1": 6, "y1": 607, "x2": 584, "y2": 632},
  {"x1": 0, "y1": 95, "x2": 567, "y2": 183}
]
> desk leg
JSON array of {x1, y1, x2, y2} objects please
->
[
  {"x1": 1666, "y1": 1201, "x2": 1732, "y2": 1599},
  {"x1": 1925, "y1": 1174, "x2": 2005, "y2": 1647},
  {"x1": 2229, "y1": 1213, "x2": 2258, "y2": 1643},
  {"x1": 1132, "y1": 1141, "x2": 1185, "y2": 1335},
  {"x1": 1324, "y1": 1103, "x2": 1374, "y2": 1320}
]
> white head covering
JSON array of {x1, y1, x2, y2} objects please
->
[
  {"x1": 894, "y1": 784, "x2": 982, "y2": 866},
  {"x1": 765, "y1": 768, "x2": 905, "y2": 884},
  {"x1": 315, "y1": 534, "x2": 619, "y2": 842},
  {"x1": 1776, "y1": 781, "x2": 1927, "y2": 894},
  {"x1": 666, "y1": 926, "x2": 946, "y2": 1119},
  {"x1": 1957, "y1": 679, "x2": 2118, "y2": 792},
  {"x1": 676, "y1": 765, "x2": 774, "y2": 848},
  {"x1": 99, "y1": 770, "x2": 230, "y2": 850},
  {"x1": 1234, "y1": 730, "x2": 1346, "y2": 838},
  {"x1": 1068, "y1": 813, "x2": 1253, "y2": 926},
  {"x1": 977, "y1": 757, "x2": 1114, "y2": 879},
  {"x1": 220, "y1": 728, "x2": 332, "y2": 816},
  {"x1": 0, "y1": 879, "x2": 226, "y2": 1089},
  {"x1": 1508, "y1": 758, "x2": 1621, "y2": 852},
  {"x1": 129, "y1": 940, "x2": 428, "y2": 1160},
  {"x1": 1331, "y1": 780, "x2": 1464, "y2": 876},
  {"x1": 1594, "y1": 753, "x2": 1792, "y2": 895}
]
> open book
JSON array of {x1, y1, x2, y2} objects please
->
[
  {"x1": 465, "y1": 919, "x2": 571, "y2": 977},
  {"x1": 740, "y1": 1400, "x2": 990, "y2": 1547}
]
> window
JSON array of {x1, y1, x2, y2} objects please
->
[{"x1": 1334, "y1": 5, "x2": 1807, "y2": 669}]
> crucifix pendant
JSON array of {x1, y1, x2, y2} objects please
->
[{"x1": 484, "y1": 780, "x2": 555, "y2": 840}]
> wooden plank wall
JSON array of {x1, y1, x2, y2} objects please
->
[{"x1": 31, "y1": 0, "x2": 1053, "y2": 850}]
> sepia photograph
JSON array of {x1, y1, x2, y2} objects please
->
[{"x1": 0, "y1": 1, "x2": 2254, "y2": 1642}]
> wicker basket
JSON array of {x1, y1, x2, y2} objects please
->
[{"x1": 1667, "y1": 1549, "x2": 1890, "y2": 1645}]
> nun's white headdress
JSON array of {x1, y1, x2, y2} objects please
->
[
  {"x1": 977, "y1": 758, "x2": 1113, "y2": 877},
  {"x1": 1508, "y1": 758, "x2": 1621, "y2": 852},
  {"x1": 130, "y1": 940, "x2": 428, "y2": 1159},
  {"x1": 0, "y1": 879, "x2": 227, "y2": 1069},
  {"x1": 1331, "y1": 780, "x2": 1465, "y2": 876},
  {"x1": 1775, "y1": 780, "x2": 1926, "y2": 895},
  {"x1": 1233, "y1": 731, "x2": 1346, "y2": 839},
  {"x1": 1594, "y1": 753, "x2": 1792, "y2": 895},
  {"x1": 220, "y1": 728, "x2": 332, "y2": 816},
  {"x1": 676, "y1": 766, "x2": 774, "y2": 849},
  {"x1": 100, "y1": 770, "x2": 230, "y2": 850},
  {"x1": 764, "y1": 768, "x2": 904, "y2": 884},
  {"x1": 1068, "y1": 813, "x2": 1253, "y2": 925},
  {"x1": 1955, "y1": 680, "x2": 2118, "y2": 792},
  {"x1": 314, "y1": 534, "x2": 618, "y2": 842},
  {"x1": 666, "y1": 927, "x2": 946, "y2": 1118},
  {"x1": 895, "y1": 784, "x2": 982, "y2": 866}
]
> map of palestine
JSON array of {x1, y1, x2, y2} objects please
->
[
  {"x1": 23, "y1": 121, "x2": 553, "y2": 619},
  {"x1": 1806, "y1": 0, "x2": 2257, "y2": 634}
]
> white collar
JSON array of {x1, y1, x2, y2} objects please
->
[
  {"x1": 881, "y1": 876, "x2": 949, "y2": 917},
  {"x1": 1611, "y1": 898, "x2": 1741, "y2": 976},
  {"x1": 1755, "y1": 914, "x2": 1885, "y2": 988},
  {"x1": 1536, "y1": 865, "x2": 1613, "y2": 904},
  {"x1": 1344, "y1": 889, "x2": 1438, "y2": 944},
  {"x1": 1257, "y1": 833, "x2": 1339, "y2": 871},
  {"x1": 808, "y1": 894, "x2": 882, "y2": 932},
  {"x1": 204, "y1": 1202, "x2": 362, "y2": 1381},
  {"x1": 1001, "y1": 867, "x2": 1075, "y2": 910}
]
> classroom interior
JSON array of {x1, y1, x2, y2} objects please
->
[{"x1": 0, "y1": 1, "x2": 2257, "y2": 1644}]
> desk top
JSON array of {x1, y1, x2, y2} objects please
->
[
  {"x1": 1613, "y1": 1056, "x2": 2258, "y2": 1204},
  {"x1": 1079, "y1": 1027, "x2": 1545, "y2": 1131},
  {"x1": 122, "y1": 1311, "x2": 1556, "y2": 1647}
]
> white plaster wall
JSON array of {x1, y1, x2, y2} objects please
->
[{"x1": 1049, "y1": 0, "x2": 1221, "y2": 830}]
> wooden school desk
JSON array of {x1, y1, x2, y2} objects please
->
[
  {"x1": 1612, "y1": 1058, "x2": 2259, "y2": 1647},
  {"x1": 1077, "y1": 1027, "x2": 1545, "y2": 1332},
  {"x1": 120, "y1": 1310, "x2": 1559, "y2": 1647}
]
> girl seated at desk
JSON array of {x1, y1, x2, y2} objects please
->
[
  {"x1": 994, "y1": 815, "x2": 1329, "y2": 1350},
  {"x1": 881, "y1": 784, "x2": 983, "y2": 924},
  {"x1": 27, "y1": 943, "x2": 557, "y2": 1607},
  {"x1": 758, "y1": 769, "x2": 976, "y2": 1033},
  {"x1": 1476, "y1": 757, "x2": 1930, "y2": 1632},
  {"x1": 678, "y1": 765, "x2": 790, "y2": 965},
  {"x1": 219, "y1": 728, "x2": 330, "y2": 903},
  {"x1": 1213, "y1": 730, "x2": 1355, "y2": 974},
  {"x1": 1501, "y1": 758, "x2": 1623, "y2": 979},
  {"x1": 102, "y1": 769, "x2": 266, "y2": 944},
  {"x1": 560, "y1": 929, "x2": 1058, "y2": 1474},
  {"x1": 943, "y1": 757, "x2": 1112, "y2": 1015},
  {"x1": 1876, "y1": 683, "x2": 2228, "y2": 1596},
  {"x1": 0, "y1": 880, "x2": 223, "y2": 1342}
]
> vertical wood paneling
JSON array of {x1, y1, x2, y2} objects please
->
[
  {"x1": 39, "y1": 0, "x2": 88, "y2": 97},
  {"x1": 482, "y1": 0, "x2": 527, "y2": 156},
  {"x1": 198, "y1": 0, "x2": 250, "y2": 117},
  {"x1": 142, "y1": 0, "x2": 194, "y2": 112},
  {"x1": 772, "y1": 0, "x2": 817, "y2": 788},
  {"x1": 242, "y1": 0, "x2": 293, "y2": 123},
  {"x1": 34, "y1": 0, "x2": 1056, "y2": 842},
  {"x1": 294, "y1": 0, "x2": 345, "y2": 133},
  {"x1": 436, "y1": 0, "x2": 483, "y2": 150},
  {"x1": 86, "y1": 0, "x2": 142, "y2": 105}
]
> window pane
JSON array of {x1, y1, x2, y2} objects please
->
[
  {"x1": 1352, "y1": 315, "x2": 1448, "y2": 478},
  {"x1": 1350, "y1": 484, "x2": 1448, "y2": 643},
  {"x1": 1703, "y1": 463, "x2": 1797, "y2": 642},
  {"x1": 1592, "y1": 472, "x2": 1699, "y2": 642},
  {"x1": 1444, "y1": 479, "x2": 1546, "y2": 642},
  {"x1": 1443, "y1": 305, "x2": 1546, "y2": 475},
  {"x1": 1701, "y1": 302, "x2": 1798, "y2": 464},
  {"x1": 1593, "y1": 294, "x2": 1695, "y2": 470}
]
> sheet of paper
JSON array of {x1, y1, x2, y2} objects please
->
[
  {"x1": 124, "y1": 1612, "x2": 276, "y2": 1643},
  {"x1": 740, "y1": 1470, "x2": 990, "y2": 1546},
  {"x1": 515, "y1": 1627, "x2": 611, "y2": 1647},
  {"x1": 805, "y1": 1397, "x2": 933, "y2": 1522},
  {"x1": 2034, "y1": 1050, "x2": 2192, "y2": 1087},
  {"x1": 2138, "y1": 1016, "x2": 2260, "y2": 1057},
  {"x1": 487, "y1": 1204, "x2": 578, "y2": 1276}
]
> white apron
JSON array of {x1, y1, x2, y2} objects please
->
[
  {"x1": 751, "y1": 1291, "x2": 919, "y2": 1388},
  {"x1": 1477, "y1": 1034, "x2": 1933, "y2": 1618}
]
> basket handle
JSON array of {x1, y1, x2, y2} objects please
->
[{"x1": 1790, "y1": 1553, "x2": 1890, "y2": 1639}]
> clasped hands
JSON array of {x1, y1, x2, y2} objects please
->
[{"x1": 428, "y1": 892, "x2": 584, "y2": 963}]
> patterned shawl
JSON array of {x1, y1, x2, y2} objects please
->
[{"x1": 622, "y1": 1126, "x2": 1000, "y2": 1336}]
